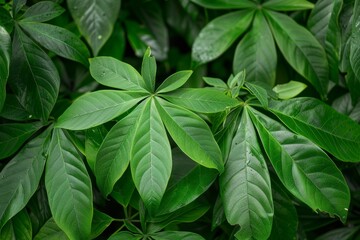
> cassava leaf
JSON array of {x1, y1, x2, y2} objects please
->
[
  {"x1": 0, "y1": 26, "x2": 10, "y2": 112},
  {"x1": 263, "y1": 0, "x2": 314, "y2": 11},
  {"x1": 85, "y1": 125, "x2": 108, "y2": 173},
  {"x1": 10, "y1": 209, "x2": 32, "y2": 240},
  {"x1": 91, "y1": 209, "x2": 113, "y2": 239},
  {"x1": 245, "y1": 82, "x2": 269, "y2": 108},
  {"x1": 152, "y1": 231, "x2": 205, "y2": 240},
  {"x1": 20, "y1": 1, "x2": 64, "y2": 22},
  {"x1": 272, "y1": 81, "x2": 307, "y2": 99},
  {"x1": 156, "y1": 71, "x2": 193, "y2": 93},
  {"x1": 141, "y1": 47, "x2": 156, "y2": 92},
  {"x1": 108, "y1": 231, "x2": 142, "y2": 240},
  {"x1": 350, "y1": 0, "x2": 360, "y2": 102},
  {"x1": 34, "y1": 218, "x2": 69, "y2": 240}
]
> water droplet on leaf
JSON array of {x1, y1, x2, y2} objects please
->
[{"x1": 98, "y1": 35, "x2": 102, "y2": 40}]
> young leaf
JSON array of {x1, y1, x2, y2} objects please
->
[
  {"x1": 190, "y1": 0, "x2": 257, "y2": 9},
  {"x1": 162, "y1": 88, "x2": 239, "y2": 113},
  {"x1": 155, "y1": 98, "x2": 224, "y2": 172},
  {"x1": 234, "y1": 11, "x2": 277, "y2": 87},
  {"x1": 269, "y1": 98, "x2": 360, "y2": 162},
  {"x1": 0, "y1": 26, "x2": 10, "y2": 111},
  {"x1": 34, "y1": 218, "x2": 69, "y2": 240},
  {"x1": 152, "y1": 231, "x2": 205, "y2": 240},
  {"x1": 248, "y1": 107, "x2": 350, "y2": 223},
  {"x1": 0, "y1": 127, "x2": 51, "y2": 229},
  {"x1": 20, "y1": 1, "x2": 64, "y2": 22},
  {"x1": 220, "y1": 109, "x2": 273, "y2": 240},
  {"x1": 91, "y1": 209, "x2": 114, "y2": 239},
  {"x1": 9, "y1": 26, "x2": 60, "y2": 122},
  {"x1": 89, "y1": 56, "x2": 147, "y2": 91},
  {"x1": 130, "y1": 98, "x2": 172, "y2": 212},
  {"x1": 67, "y1": 0, "x2": 121, "y2": 56},
  {"x1": 192, "y1": 10, "x2": 254, "y2": 65},
  {"x1": 245, "y1": 82, "x2": 269, "y2": 108},
  {"x1": 263, "y1": 0, "x2": 314, "y2": 11},
  {"x1": 264, "y1": 10, "x2": 329, "y2": 99},
  {"x1": 55, "y1": 90, "x2": 146, "y2": 130},
  {"x1": 272, "y1": 80, "x2": 307, "y2": 99},
  {"x1": 0, "y1": 121, "x2": 43, "y2": 159},
  {"x1": 45, "y1": 129, "x2": 93, "y2": 240},
  {"x1": 156, "y1": 70, "x2": 193, "y2": 93},
  {"x1": 19, "y1": 22, "x2": 90, "y2": 66},
  {"x1": 141, "y1": 47, "x2": 156, "y2": 92}
]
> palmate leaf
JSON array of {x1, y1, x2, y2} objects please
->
[
  {"x1": 269, "y1": 98, "x2": 360, "y2": 162},
  {"x1": 45, "y1": 128, "x2": 93, "y2": 240},
  {"x1": 220, "y1": 108, "x2": 273, "y2": 240},
  {"x1": 0, "y1": 26, "x2": 10, "y2": 111},
  {"x1": 190, "y1": 0, "x2": 256, "y2": 9},
  {"x1": 130, "y1": 98, "x2": 172, "y2": 212},
  {"x1": 67, "y1": 0, "x2": 121, "y2": 56},
  {"x1": 263, "y1": 0, "x2": 314, "y2": 11},
  {"x1": 0, "y1": 127, "x2": 51, "y2": 229},
  {"x1": 20, "y1": 1, "x2": 65, "y2": 22},
  {"x1": 248, "y1": 107, "x2": 350, "y2": 223},
  {"x1": 9, "y1": 26, "x2": 60, "y2": 122},
  {"x1": 264, "y1": 10, "x2": 329, "y2": 98},
  {"x1": 55, "y1": 90, "x2": 146, "y2": 130}
]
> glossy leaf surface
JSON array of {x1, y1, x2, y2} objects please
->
[
  {"x1": 272, "y1": 81, "x2": 307, "y2": 99},
  {"x1": 263, "y1": 0, "x2": 314, "y2": 11}
]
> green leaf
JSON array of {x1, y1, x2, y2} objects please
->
[
  {"x1": 162, "y1": 88, "x2": 238, "y2": 113},
  {"x1": 111, "y1": 168, "x2": 136, "y2": 207},
  {"x1": 263, "y1": 0, "x2": 314, "y2": 11},
  {"x1": 0, "y1": 121, "x2": 43, "y2": 160},
  {"x1": 212, "y1": 196, "x2": 226, "y2": 230},
  {"x1": 248, "y1": 107, "x2": 350, "y2": 223},
  {"x1": 85, "y1": 125, "x2": 108, "y2": 173},
  {"x1": 350, "y1": 0, "x2": 360, "y2": 101},
  {"x1": 108, "y1": 231, "x2": 142, "y2": 240},
  {"x1": 308, "y1": 0, "x2": 342, "y2": 84},
  {"x1": 269, "y1": 97, "x2": 360, "y2": 162},
  {"x1": 234, "y1": 11, "x2": 277, "y2": 87},
  {"x1": 155, "y1": 98, "x2": 223, "y2": 172},
  {"x1": 265, "y1": 10, "x2": 329, "y2": 99},
  {"x1": 11, "y1": 209, "x2": 32, "y2": 240},
  {"x1": 315, "y1": 227, "x2": 360, "y2": 240},
  {"x1": 203, "y1": 77, "x2": 228, "y2": 89},
  {"x1": 9, "y1": 26, "x2": 60, "y2": 122},
  {"x1": 20, "y1": 1, "x2": 64, "y2": 22},
  {"x1": 0, "y1": 7, "x2": 14, "y2": 33},
  {"x1": 130, "y1": 98, "x2": 172, "y2": 212},
  {"x1": 156, "y1": 70, "x2": 193, "y2": 93},
  {"x1": 245, "y1": 82, "x2": 269, "y2": 108},
  {"x1": 55, "y1": 90, "x2": 146, "y2": 130},
  {"x1": 13, "y1": 0, "x2": 27, "y2": 17},
  {"x1": 34, "y1": 218, "x2": 69, "y2": 240},
  {"x1": 19, "y1": 22, "x2": 90, "y2": 66},
  {"x1": 0, "y1": 94, "x2": 31, "y2": 121},
  {"x1": 0, "y1": 26, "x2": 10, "y2": 111},
  {"x1": 67, "y1": 0, "x2": 121, "y2": 56},
  {"x1": 141, "y1": 47, "x2": 156, "y2": 92},
  {"x1": 45, "y1": 129, "x2": 93, "y2": 240},
  {"x1": 220, "y1": 109, "x2": 273, "y2": 240},
  {"x1": 272, "y1": 80, "x2": 307, "y2": 99},
  {"x1": 89, "y1": 56, "x2": 147, "y2": 91},
  {"x1": 190, "y1": 0, "x2": 256, "y2": 9},
  {"x1": 152, "y1": 231, "x2": 205, "y2": 240},
  {"x1": 90, "y1": 209, "x2": 113, "y2": 239},
  {"x1": 95, "y1": 103, "x2": 143, "y2": 196},
  {"x1": 0, "y1": 127, "x2": 51, "y2": 229},
  {"x1": 192, "y1": 10, "x2": 254, "y2": 65}
]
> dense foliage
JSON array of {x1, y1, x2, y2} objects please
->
[{"x1": 1, "y1": 0, "x2": 360, "y2": 239}]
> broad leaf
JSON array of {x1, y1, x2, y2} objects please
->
[
  {"x1": 91, "y1": 209, "x2": 113, "y2": 239},
  {"x1": 152, "y1": 231, "x2": 205, "y2": 240},
  {"x1": 190, "y1": 0, "x2": 256, "y2": 9},
  {"x1": 272, "y1": 80, "x2": 307, "y2": 99},
  {"x1": 130, "y1": 98, "x2": 172, "y2": 212},
  {"x1": 0, "y1": 26, "x2": 10, "y2": 111},
  {"x1": 248, "y1": 107, "x2": 350, "y2": 223},
  {"x1": 20, "y1": 1, "x2": 64, "y2": 22},
  {"x1": 234, "y1": 11, "x2": 277, "y2": 87},
  {"x1": 220, "y1": 109, "x2": 273, "y2": 240},
  {"x1": 156, "y1": 98, "x2": 224, "y2": 172},
  {"x1": 34, "y1": 218, "x2": 69, "y2": 240},
  {"x1": 263, "y1": 0, "x2": 314, "y2": 11},
  {"x1": 19, "y1": 22, "x2": 90, "y2": 66},
  {"x1": 89, "y1": 56, "x2": 147, "y2": 91},
  {"x1": 0, "y1": 127, "x2": 51, "y2": 229},
  {"x1": 192, "y1": 10, "x2": 254, "y2": 65},
  {"x1": 9, "y1": 26, "x2": 60, "y2": 122},
  {"x1": 269, "y1": 97, "x2": 360, "y2": 162},
  {"x1": 11, "y1": 209, "x2": 32, "y2": 240},
  {"x1": 245, "y1": 82, "x2": 269, "y2": 108},
  {"x1": 265, "y1": 10, "x2": 329, "y2": 98},
  {"x1": 56, "y1": 90, "x2": 146, "y2": 130},
  {"x1": 67, "y1": 0, "x2": 121, "y2": 55},
  {"x1": 0, "y1": 121, "x2": 43, "y2": 160},
  {"x1": 162, "y1": 88, "x2": 238, "y2": 113},
  {"x1": 45, "y1": 129, "x2": 93, "y2": 240},
  {"x1": 141, "y1": 47, "x2": 156, "y2": 92},
  {"x1": 156, "y1": 70, "x2": 193, "y2": 93}
]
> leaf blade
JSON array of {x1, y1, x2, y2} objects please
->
[
  {"x1": 20, "y1": 1, "x2": 65, "y2": 22},
  {"x1": 263, "y1": 0, "x2": 314, "y2": 11},
  {"x1": 156, "y1": 70, "x2": 193, "y2": 93},
  {"x1": 190, "y1": 0, "x2": 256, "y2": 9},
  {"x1": 0, "y1": 26, "x2": 11, "y2": 112}
]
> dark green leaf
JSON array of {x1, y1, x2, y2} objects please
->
[
  {"x1": 45, "y1": 129, "x2": 93, "y2": 240},
  {"x1": 85, "y1": 125, "x2": 108, "y2": 173},
  {"x1": 0, "y1": 26, "x2": 10, "y2": 111},
  {"x1": 90, "y1": 209, "x2": 113, "y2": 239},
  {"x1": 98, "y1": 22, "x2": 125, "y2": 59},
  {"x1": 67, "y1": 0, "x2": 121, "y2": 55},
  {"x1": 346, "y1": 66, "x2": 360, "y2": 105},
  {"x1": 152, "y1": 231, "x2": 205, "y2": 240},
  {"x1": 212, "y1": 196, "x2": 226, "y2": 230},
  {"x1": 263, "y1": 0, "x2": 314, "y2": 11},
  {"x1": 108, "y1": 231, "x2": 142, "y2": 240},
  {"x1": 0, "y1": 7, "x2": 14, "y2": 33},
  {"x1": 191, "y1": 0, "x2": 256, "y2": 9},
  {"x1": 13, "y1": 0, "x2": 27, "y2": 17},
  {"x1": 0, "y1": 94, "x2": 31, "y2": 121},
  {"x1": 272, "y1": 80, "x2": 307, "y2": 99},
  {"x1": 192, "y1": 10, "x2": 254, "y2": 65},
  {"x1": 55, "y1": 90, "x2": 146, "y2": 130},
  {"x1": 19, "y1": 22, "x2": 90, "y2": 66},
  {"x1": 34, "y1": 218, "x2": 69, "y2": 240},
  {"x1": 20, "y1": 1, "x2": 64, "y2": 22},
  {"x1": 111, "y1": 168, "x2": 135, "y2": 207},
  {"x1": 350, "y1": 0, "x2": 360, "y2": 101},
  {"x1": 141, "y1": 47, "x2": 156, "y2": 92},
  {"x1": 315, "y1": 226, "x2": 360, "y2": 240},
  {"x1": 245, "y1": 82, "x2": 269, "y2": 108},
  {"x1": 332, "y1": 93, "x2": 360, "y2": 123},
  {"x1": 269, "y1": 97, "x2": 360, "y2": 162},
  {"x1": 11, "y1": 209, "x2": 32, "y2": 240},
  {"x1": 156, "y1": 71, "x2": 193, "y2": 93}
]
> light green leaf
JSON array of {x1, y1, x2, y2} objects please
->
[
  {"x1": 192, "y1": 10, "x2": 254, "y2": 65},
  {"x1": 152, "y1": 231, "x2": 205, "y2": 240},
  {"x1": 130, "y1": 98, "x2": 172, "y2": 212},
  {"x1": 265, "y1": 10, "x2": 329, "y2": 98},
  {"x1": 220, "y1": 109, "x2": 273, "y2": 240},
  {"x1": 0, "y1": 127, "x2": 51, "y2": 229},
  {"x1": 248, "y1": 107, "x2": 350, "y2": 223},
  {"x1": 156, "y1": 98, "x2": 223, "y2": 172},
  {"x1": 162, "y1": 88, "x2": 238, "y2": 113},
  {"x1": 9, "y1": 26, "x2": 60, "y2": 122},
  {"x1": 263, "y1": 0, "x2": 314, "y2": 11},
  {"x1": 19, "y1": 22, "x2": 90, "y2": 66},
  {"x1": 90, "y1": 209, "x2": 113, "y2": 239},
  {"x1": 108, "y1": 231, "x2": 142, "y2": 240},
  {"x1": 269, "y1": 97, "x2": 360, "y2": 162},
  {"x1": 34, "y1": 218, "x2": 69, "y2": 240},
  {"x1": 141, "y1": 47, "x2": 156, "y2": 92},
  {"x1": 20, "y1": 1, "x2": 64, "y2": 22},
  {"x1": 234, "y1": 11, "x2": 277, "y2": 87},
  {"x1": 191, "y1": 0, "x2": 256, "y2": 9},
  {"x1": 95, "y1": 103, "x2": 143, "y2": 196},
  {"x1": 56, "y1": 90, "x2": 146, "y2": 130},
  {"x1": 203, "y1": 77, "x2": 228, "y2": 89},
  {"x1": 156, "y1": 70, "x2": 193, "y2": 93},
  {"x1": 245, "y1": 82, "x2": 269, "y2": 108},
  {"x1": 45, "y1": 129, "x2": 93, "y2": 240},
  {"x1": 85, "y1": 125, "x2": 108, "y2": 173},
  {"x1": 89, "y1": 56, "x2": 147, "y2": 91},
  {"x1": 273, "y1": 80, "x2": 307, "y2": 99},
  {"x1": 67, "y1": 0, "x2": 121, "y2": 55},
  {"x1": 0, "y1": 26, "x2": 10, "y2": 112}
]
